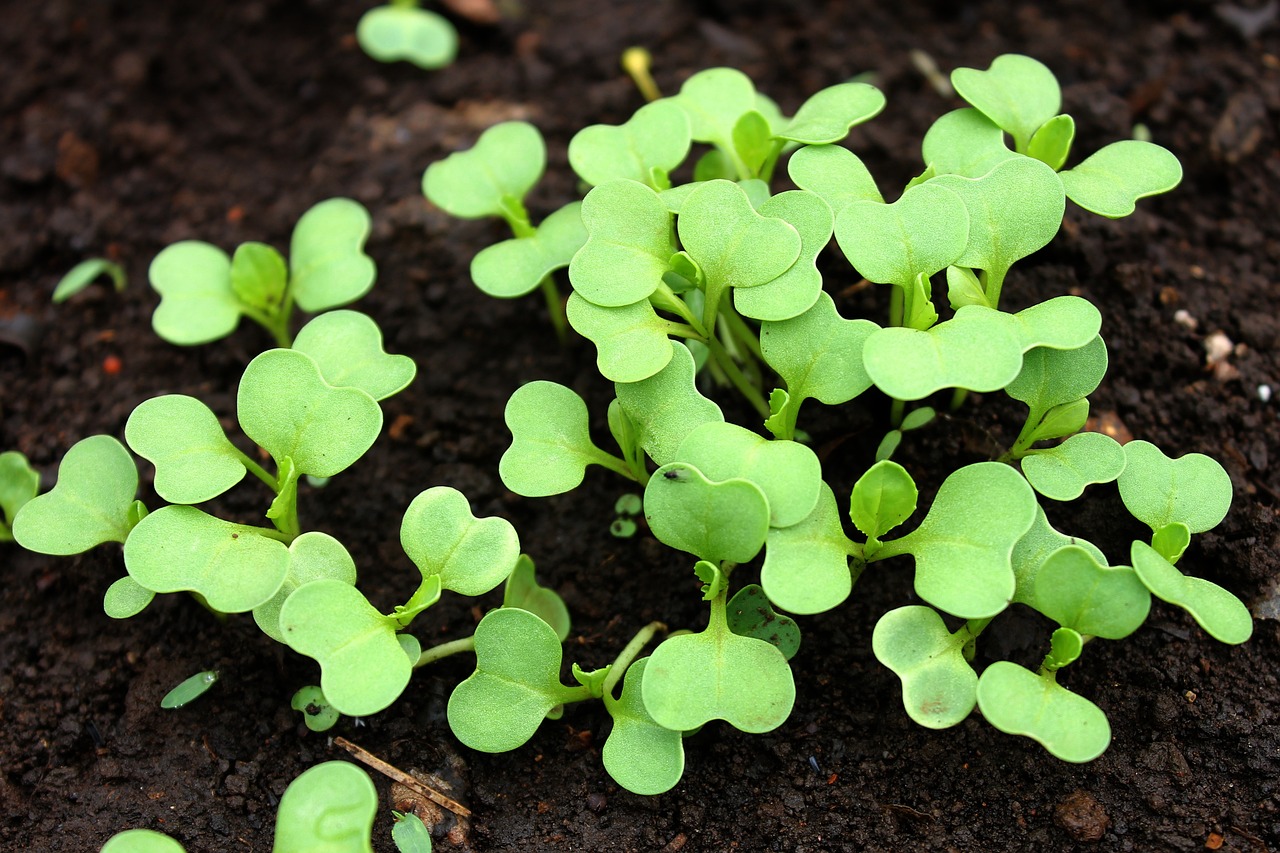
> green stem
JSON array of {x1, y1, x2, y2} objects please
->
[
  {"x1": 719, "y1": 303, "x2": 763, "y2": 362},
  {"x1": 758, "y1": 139, "x2": 787, "y2": 184},
  {"x1": 1001, "y1": 405, "x2": 1047, "y2": 463},
  {"x1": 601, "y1": 621, "x2": 667, "y2": 697},
  {"x1": 588, "y1": 446, "x2": 648, "y2": 484},
  {"x1": 889, "y1": 398, "x2": 905, "y2": 428},
  {"x1": 414, "y1": 635, "x2": 476, "y2": 669},
  {"x1": 241, "y1": 306, "x2": 293, "y2": 349},
  {"x1": 950, "y1": 388, "x2": 969, "y2": 411},
  {"x1": 706, "y1": 336, "x2": 770, "y2": 418},
  {"x1": 231, "y1": 447, "x2": 278, "y2": 491},
  {"x1": 538, "y1": 275, "x2": 569, "y2": 344},
  {"x1": 889, "y1": 284, "x2": 904, "y2": 328},
  {"x1": 247, "y1": 525, "x2": 294, "y2": 544},
  {"x1": 983, "y1": 266, "x2": 1008, "y2": 310}
]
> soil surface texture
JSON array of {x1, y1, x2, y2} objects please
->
[{"x1": 2, "y1": 1, "x2": 1279, "y2": 851}]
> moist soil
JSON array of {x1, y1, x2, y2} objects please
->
[{"x1": 2, "y1": 1, "x2": 1279, "y2": 851}]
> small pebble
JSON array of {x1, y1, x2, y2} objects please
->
[
  {"x1": 1054, "y1": 789, "x2": 1110, "y2": 842},
  {"x1": 1173, "y1": 309, "x2": 1198, "y2": 330},
  {"x1": 1204, "y1": 331, "x2": 1234, "y2": 366},
  {"x1": 1259, "y1": 385, "x2": 1272, "y2": 403}
]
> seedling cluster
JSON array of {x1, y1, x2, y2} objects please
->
[{"x1": 6, "y1": 53, "x2": 1254, "y2": 823}]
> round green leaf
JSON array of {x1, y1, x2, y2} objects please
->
[
  {"x1": 863, "y1": 305, "x2": 1023, "y2": 401},
  {"x1": 850, "y1": 459, "x2": 918, "y2": 544},
  {"x1": 292, "y1": 310, "x2": 416, "y2": 401},
  {"x1": 951, "y1": 54, "x2": 1061, "y2": 152},
  {"x1": 500, "y1": 381, "x2": 611, "y2": 497},
  {"x1": 291, "y1": 686, "x2": 340, "y2": 732},
  {"x1": 1118, "y1": 440, "x2": 1232, "y2": 534},
  {"x1": 1060, "y1": 140, "x2": 1183, "y2": 218},
  {"x1": 472, "y1": 201, "x2": 587, "y2": 298},
  {"x1": 448, "y1": 607, "x2": 581, "y2": 752},
  {"x1": 280, "y1": 580, "x2": 410, "y2": 717},
  {"x1": 674, "y1": 421, "x2": 821, "y2": 529},
  {"x1": 921, "y1": 108, "x2": 1016, "y2": 178},
  {"x1": 776, "y1": 82, "x2": 885, "y2": 144},
  {"x1": 734, "y1": 190, "x2": 833, "y2": 322},
  {"x1": 568, "y1": 180, "x2": 674, "y2": 307},
  {"x1": 566, "y1": 293, "x2": 675, "y2": 383},
  {"x1": 104, "y1": 575, "x2": 155, "y2": 619},
  {"x1": 288, "y1": 198, "x2": 376, "y2": 313},
  {"x1": 0, "y1": 450, "x2": 40, "y2": 532},
  {"x1": 254, "y1": 532, "x2": 358, "y2": 644},
  {"x1": 503, "y1": 554, "x2": 571, "y2": 642},
  {"x1": 149, "y1": 241, "x2": 241, "y2": 345},
  {"x1": 1131, "y1": 541, "x2": 1252, "y2": 644},
  {"x1": 873, "y1": 606, "x2": 978, "y2": 729},
  {"x1": 673, "y1": 67, "x2": 758, "y2": 153},
  {"x1": 835, "y1": 182, "x2": 969, "y2": 288},
  {"x1": 401, "y1": 486, "x2": 519, "y2": 597},
  {"x1": 238, "y1": 349, "x2": 383, "y2": 478},
  {"x1": 569, "y1": 100, "x2": 692, "y2": 188},
  {"x1": 11, "y1": 435, "x2": 138, "y2": 555},
  {"x1": 1022, "y1": 432, "x2": 1126, "y2": 501},
  {"x1": 124, "y1": 506, "x2": 289, "y2": 613},
  {"x1": 760, "y1": 482, "x2": 856, "y2": 616},
  {"x1": 614, "y1": 343, "x2": 724, "y2": 467},
  {"x1": 644, "y1": 462, "x2": 770, "y2": 564},
  {"x1": 1006, "y1": 335, "x2": 1109, "y2": 415},
  {"x1": 1034, "y1": 546, "x2": 1151, "y2": 639},
  {"x1": 1011, "y1": 295, "x2": 1102, "y2": 352},
  {"x1": 272, "y1": 761, "x2": 376, "y2": 853},
  {"x1": 1011, "y1": 505, "x2": 1107, "y2": 609},
  {"x1": 877, "y1": 462, "x2": 1037, "y2": 619},
  {"x1": 726, "y1": 584, "x2": 801, "y2": 660},
  {"x1": 760, "y1": 291, "x2": 878, "y2": 407},
  {"x1": 101, "y1": 829, "x2": 186, "y2": 853},
  {"x1": 976, "y1": 661, "x2": 1111, "y2": 763},
  {"x1": 423, "y1": 121, "x2": 545, "y2": 219},
  {"x1": 356, "y1": 4, "x2": 457, "y2": 69},
  {"x1": 125, "y1": 395, "x2": 246, "y2": 504},
  {"x1": 787, "y1": 144, "x2": 883, "y2": 214},
  {"x1": 602, "y1": 658, "x2": 686, "y2": 796}
]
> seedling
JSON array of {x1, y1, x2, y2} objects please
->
[
  {"x1": 52, "y1": 257, "x2": 126, "y2": 302},
  {"x1": 392, "y1": 811, "x2": 434, "y2": 853},
  {"x1": 357, "y1": 0, "x2": 457, "y2": 70},
  {"x1": 610, "y1": 492, "x2": 643, "y2": 538},
  {"x1": 160, "y1": 670, "x2": 219, "y2": 709},
  {"x1": 148, "y1": 198, "x2": 375, "y2": 348}
]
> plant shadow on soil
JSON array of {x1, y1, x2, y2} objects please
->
[{"x1": 1, "y1": 1, "x2": 1279, "y2": 851}]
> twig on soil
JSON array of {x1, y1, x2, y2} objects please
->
[{"x1": 333, "y1": 736, "x2": 473, "y2": 818}]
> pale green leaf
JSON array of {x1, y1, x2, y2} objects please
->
[
  {"x1": 614, "y1": 344, "x2": 724, "y2": 467},
  {"x1": 873, "y1": 606, "x2": 977, "y2": 729},
  {"x1": 921, "y1": 108, "x2": 1016, "y2": 178},
  {"x1": 125, "y1": 395, "x2": 245, "y2": 504},
  {"x1": 569, "y1": 100, "x2": 691, "y2": 188},
  {"x1": 977, "y1": 661, "x2": 1111, "y2": 762},
  {"x1": 472, "y1": 201, "x2": 587, "y2": 298},
  {"x1": 776, "y1": 82, "x2": 886, "y2": 144},
  {"x1": 53, "y1": 258, "x2": 127, "y2": 303},
  {"x1": 423, "y1": 121, "x2": 545, "y2": 219},
  {"x1": 1034, "y1": 545, "x2": 1150, "y2": 639},
  {"x1": 254, "y1": 532, "x2": 358, "y2": 644},
  {"x1": 292, "y1": 310, "x2": 416, "y2": 400},
  {"x1": 1060, "y1": 140, "x2": 1183, "y2": 218},
  {"x1": 272, "y1": 761, "x2": 376, "y2": 853},
  {"x1": 643, "y1": 462, "x2": 770, "y2": 564},
  {"x1": 288, "y1": 198, "x2": 376, "y2": 313},
  {"x1": 149, "y1": 241, "x2": 241, "y2": 345},
  {"x1": 356, "y1": 4, "x2": 457, "y2": 69},
  {"x1": 1022, "y1": 431, "x2": 1126, "y2": 501},
  {"x1": 602, "y1": 658, "x2": 685, "y2": 795},
  {"x1": 834, "y1": 182, "x2": 969, "y2": 288},
  {"x1": 951, "y1": 54, "x2": 1062, "y2": 152},
  {"x1": 734, "y1": 190, "x2": 833, "y2": 322},
  {"x1": 760, "y1": 483, "x2": 856, "y2": 615},
  {"x1": 1131, "y1": 541, "x2": 1252, "y2": 644},
  {"x1": 787, "y1": 144, "x2": 883, "y2": 214},
  {"x1": 1117, "y1": 440, "x2": 1232, "y2": 534},
  {"x1": 401, "y1": 486, "x2": 519, "y2": 596}
]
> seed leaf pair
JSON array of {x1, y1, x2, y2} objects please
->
[
  {"x1": 569, "y1": 100, "x2": 692, "y2": 189},
  {"x1": 472, "y1": 202, "x2": 588, "y2": 298},
  {"x1": 357, "y1": 3, "x2": 458, "y2": 70},
  {"x1": 423, "y1": 121, "x2": 545, "y2": 222}
]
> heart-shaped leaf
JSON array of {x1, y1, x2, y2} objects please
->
[
  {"x1": 123, "y1": 506, "x2": 289, "y2": 612},
  {"x1": 734, "y1": 190, "x2": 833, "y2": 322},
  {"x1": 1118, "y1": 440, "x2": 1232, "y2": 534},
  {"x1": 642, "y1": 595, "x2": 795, "y2": 733},
  {"x1": 1011, "y1": 506, "x2": 1107, "y2": 609},
  {"x1": 291, "y1": 685, "x2": 340, "y2": 732},
  {"x1": 951, "y1": 54, "x2": 1061, "y2": 152},
  {"x1": 787, "y1": 144, "x2": 883, "y2": 214},
  {"x1": 356, "y1": 4, "x2": 457, "y2": 69},
  {"x1": 602, "y1": 658, "x2": 685, "y2": 796},
  {"x1": 238, "y1": 349, "x2": 383, "y2": 478},
  {"x1": 125, "y1": 395, "x2": 246, "y2": 504},
  {"x1": 230, "y1": 242, "x2": 287, "y2": 314},
  {"x1": 1022, "y1": 431, "x2": 1126, "y2": 501},
  {"x1": 834, "y1": 182, "x2": 969, "y2": 288},
  {"x1": 977, "y1": 661, "x2": 1111, "y2": 762},
  {"x1": 253, "y1": 532, "x2": 357, "y2": 643},
  {"x1": 11, "y1": 435, "x2": 138, "y2": 555},
  {"x1": 726, "y1": 584, "x2": 801, "y2": 660},
  {"x1": 1027, "y1": 114, "x2": 1076, "y2": 170},
  {"x1": 614, "y1": 344, "x2": 724, "y2": 467},
  {"x1": 776, "y1": 82, "x2": 885, "y2": 144},
  {"x1": 569, "y1": 100, "x2": 691, "y2": 188},
  {"x1": 863, "y1": 306, "x2": 1023, "y2": 401},
  {"x1": 760, "y1": 483, "x2": 857, "y2": 616},
  {"x1": 921, "y1": 108, "x2": 1016, "y2": 178},
  {"x1": 292, "y1": 310, "x2": 416, "y2": 401},
  {"x1": 873, "y1": 606, "x2": 978, "y2": 729},
  {"x1": 288, "y1": 198, "x2": 376, "y2": 313},
  {"x1": 1006, "y1": 335, "x2": 1109, "y2": 418},
  {"x1": 448, "y1": 607, "x2": 586, "y2": 752},
  {"x1": 280, "y1": 580, "x2": 411, "y2": 716},
  {"x1": 401, "y1": 486, "x2": 519, "y2": 597},
  {"x1": 472, "y1": 201, "x2": 587, "y2": 298},
  {"x1": 568, "y1": 180, "x2": 674, "y2": 307},
  {"x1": 272, "y1": 761, "x2": 377, "y2": 853},
  {"x1": 566, "y1": 293, "x2": 675, "y2": 383},
  {"x1": 674, "y1": 421, "x2": 821, "y2": 529},
  {"x1": 103, "y1": 575, "x2": 155, "y2": 619},
  {"x1": 1060, "y1": 140, "x2": 1183, "y2": 218},
  {"x1": 500, "y1": 381, "x2": 615, "y2": 497},
  {"x1": 1033, "y1": 546, "x2": 1151, "y2": 639},
  {"x1": 0, "y1": 451, "x2": 39, "y2": 538},
  {"x1": 503, "y1": 554, "x2": 571, "y2": 642},
  {"x1": 423, "y1": 121, "x2": 545, "y2": 219},
  {"x1": 1131, "y1": 541, "x2": 1252, "y2": 644},
  {"x1": 149, "y1": 241, "x2": 241, "y2": 345},
  {"x1": 850, "y1": 459, "x2": 918, "y2": 547},
  {"x1": 1011, "y1": 295, "x2": 1101, "y2": 352},
  {"x1": 673, "y1": 67, "x2": 758, "y2": 156},
  {"x1": 877, "y1": 462, "x2": 1037, "y2": 619},
  {"x1": 644, "y1": 462, "x2": 770, "y2": 564}
]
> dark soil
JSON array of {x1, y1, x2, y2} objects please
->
[{"x1": 3, "y1": 1, "x2": 1279, "y2": 851}]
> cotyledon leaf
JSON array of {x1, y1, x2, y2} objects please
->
[
  {"x1": 288, "y1": 198, "x2": 376, "y2": 313},
  {"x1": 834, "y1": 182, "x2": 969, "y2": 289},
  {"x1": 775, "y1": 82, "x2": 886, "y2": 144},
  {"x1": 644, "y1": 462, "x2": 770, "y2": 564},
  {"x1": 423, "y1": 121, "x2": 545, "y2": 219},
  {"x1": 602, "y1": 658, "x2": 686, "y2": 796},
  {"x1": 1117, "y1": 440, "x2": 1232, "y2": 534},
  {"x1": 1131, "y1": 541, "x2": 1252, "y2": 644},
  {"x1": 148, "y1": 241, "x2": 241, "y2": 346},
  {"x1": 614, "y1": 343, "x2": 724, "y2": 467},
  {"x1": 0, "y1": 451, "x2": 39, "y2": 535},
  {"x1": 1033, "y1": 545, "x2": 1151, "y2": 640},
  {"x1": 272, "y1": 761, "x2": 377, "y2": 853},
  {"x1": 672, "y1": 67, "x2": 759, "y2": 153},
  {"x1": 472, "y1": 201, "x2": 587, "y2": 298},
  {"x1": 760, "y1": 291, "x2": 878, "y2": 409},
  {"x1": 734, "y1": 190, "x2": 834, "y2": 322},
  {"x1": 568, "y1": 180, "x2": 674, "y2": 307},
  {"x1": 356, "y1": 4, "x2": 457, "y2": 70},
  {"x1": 1005, "y1": 335, "x2": 1108, "y2": 416},
  {"x1": 1010, "y1": 506, "x2": 1107, "y2": 609},
  {"x1": 921, "y1": 108, "x2": 1016, "y2": 178},
  {"x1": 568, "y1": 100, "x2": 691, "y2": 188},
  {"x1": 1021, "y1": 431, "x2": 1126, "y2": 501},
  {"x1": 1060, "y1": 140, "x2": 1183, "y2": 218},
  {"x1": 787, "y1": 144, "x2": 883, "y2": 215},
  {"x1": 873, "y1": 606, "x2": 978, "y2": 729},
  {"x1": 1011, "y1": 296, "x2": 1101, "y2": 352},
  {"x1": 951, "y1": 54, "x2": 1062, "y2": 152},
  {"x1": 760, "y1": 483, "x2": 857, "y2": 616},
  {"x1": 401, "y1": 486, "x2": 519, "y2": 597},
  {"x1": 976, "y1": 661, "x2": 1111, "y2": 763},
  {"x1": 125, "y1": 394, "x2": 246, "y2": 504},
  {"x1": 566, "y1": 293, "x2": 675, "y2": 384},
  {"x1": 500, "y1": 381, "x2": 615, "y2": 498},
  {"x1": 292, "y1": 310, "x2": 416, "y2": 401},
  {"x1": 253, "y1": 532, "x2": 357, "y2": 644}
]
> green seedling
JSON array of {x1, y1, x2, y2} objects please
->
[
  {"x1": 52, "y1": 257, "x2": 126, "y2": 302},
  {"x1": 160, "y1": 670, "x2": 219, "y2": 709},
  {"x1": 357, "y1": 1, "x2": 457, "y2": 70},
  {"x1": 0, "y1": 451, "x2": 39, "y2": 542},
  {"x1": 149, "y1": 198, "x2": 375, "y2": 348},
  {"x1": 873, "y1": 606, "x2": 978, "y2": 729},
  {"x1": 392, "y1": 811, "x2": 434, "y2": 853},
  {"x1": 291, "y1": 685, "x2": 341, "y2": 732},
  {"x1": 610, "y1": 493, "x2": 643, "y2": 538},
  {"x1": 976, "y1": 660, "x2": 1110, "y2": 763}
]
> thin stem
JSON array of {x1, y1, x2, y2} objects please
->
[
  {"x1": 706, "y1": 336, "x2": 770, "y2": 417},
  {"x1": 889, "y1": 398, "x2": 905, "y2": 428},
  {"x1": 588, "y1": 446, "x2": 647, "y2": 484},
  {"x1": 246, "y1": 525, "x2": 293, "y2": 544},
  {"x1": 719, "y1": 303, "x2": 763, "y2": 362},
  {"x1": 983, "y1": 266, "x2": 1008, "y2": 310},
  {"x1": 950, "y1": 388, "x2": 969, "y2": 411},
  {"x1": 537, "y1": 275, "x2": 569, "y2": 343},
  {"x1": 620, "y1": 47, "x2": 661, "y2": 102},
  {"x1": 414, "y1": 636, "x2": 476, "y2": 669},
  {"x1": 231, "y1": 447, "x2": 278, "y2": 491},
  {"x1": 601, "y1": 621, "x2": 667, "y2": 697},
  {"x1": 889, "y1": 284, "x2": 904, "y2": 328},
  {"x1": 1001, "y1": 405, "x2": 1047, "y2": 463}
]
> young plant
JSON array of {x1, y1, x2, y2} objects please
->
[
  {"x1": 148, "y1": 198, "x2": 375, "y2": 348},
  {"x1": 357, "y1": 0, "x2": 457, "y2": 70},
  {"x1": 52, "y1": 257, "x2": 127, "y2": 303}
]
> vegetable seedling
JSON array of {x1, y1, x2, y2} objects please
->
[
  {"x1": 357, "y1": 0, "x2": 457, "y2": 70},
  {"x1": 160, "y1": 670, "x2": 220, "y2": 709},
  {"x1": 52, "y1": 257, "x2": 126, "y2": 302}
]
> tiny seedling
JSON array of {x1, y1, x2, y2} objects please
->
[
  {"x1": 357, "y1": 0, "x2": 457, "y2": 70},
  {"x1": 52, "y1": 257, "x2": 127, "y2": 302},
  {"x1": 160, "y1": 670, "x2": 219, "y2": 709},
  {"x1": 149, "y1": 198, "x2": 375, "y2": 348}
]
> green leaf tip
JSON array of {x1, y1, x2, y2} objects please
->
[
  {"x1": 292, "y1": 310, "x2": 416, "y2": 401},
  {"x1": 125, "y1": 395, "x2": 246, "y2": 505},
  {"x1": 951, "y1": 54, "x2": 1061, "y2": 153},
  {"x1": 53, "y1": 257, "x2": 127, "y2": 303},
  {"x1": 1034, "y1": 546, "x2": 1151, "y2": 639}
]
